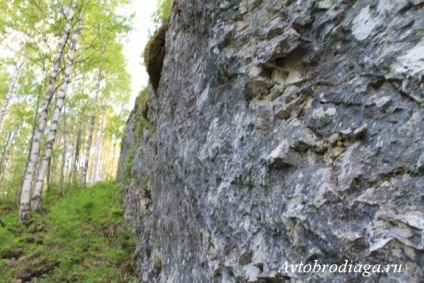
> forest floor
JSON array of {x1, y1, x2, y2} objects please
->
[{"x1": 0, "y1": 182, "x2": 138, "y2": 283}]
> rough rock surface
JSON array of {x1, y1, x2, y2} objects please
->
[{"x1": 118, "y1": 0, "x2": 424, "y2": 282}]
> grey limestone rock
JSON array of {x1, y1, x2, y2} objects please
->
[{"x1": 118, "y1": 0, "x2": 424, "y2": 282}]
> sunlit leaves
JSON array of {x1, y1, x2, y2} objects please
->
[
  {"x1": 0, "y1": 0, "x2": 133, "y2": 200},
  {"x1": 152, "y1": 0, "x2": 173, "y2": 26}
]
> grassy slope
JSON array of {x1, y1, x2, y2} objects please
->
[{"x1": 0, "y1": 182, "x2": 137, "y2": 283}]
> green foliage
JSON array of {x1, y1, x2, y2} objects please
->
[
  {"x1": 136, "y1": 114, "x2": 154, "y2": 137},
  {"x1": 152, "y1": 0, "x2": 173, "y2": 25},
  {"x1": 0, "y1": 0, "x2": 133, "y2": 200},
  {"x1": 124, "y1": 146, "x2": 137, "y2": 177},
  {"x1": 0, "y1": 69, "x2": 11, "y2": 100},
  {"x1": 134, "y1": 88, "x2": 154, "y2": 137},
  {"x1": 0, "y1": 182, "x2": 137, "y2": 282}
]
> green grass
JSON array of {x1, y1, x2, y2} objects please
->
[{"x1": 0, "y1": 182, "x2": 137, "y2": 283}]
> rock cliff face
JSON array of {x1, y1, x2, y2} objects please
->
[{"x1": 118, "y1": 0, "x2": 424, "y2": 282}]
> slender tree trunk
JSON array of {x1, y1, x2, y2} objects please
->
[
  {"x1": 81, "y1": 55, "x2": 104, "y2": 185},
  {"x1": 98, "y1": 133, "x2": 107, "y2": 181},
  {"x1": 71, "y1": 126, "x2": 82, "y2": 183},
  {"x1": 89, "y1": 137, "x2": 96, "y2": 183},
  {"x1": 49, "y1": 156, "x2": 57, "y2": 190},
  {"x1": 0, "y1": 128, "x2": 17, "y2": 185},
  {"x1": 0, "y1": 132, "x2": 13, "y2": 169},
  {"x1": 46, "y1": 158, "x2": 52, "y2": 192},
  {"x1": 90, "y1": 112, "x2": 103, "y2": 183},
  {"x1": 0, "y1": 131, "x2": 14, "y2": 185},
  {"x1": 31, "y1": 10, "x2": 82, "y2": 211},
  {"x1": 98, "y1": 115, "x2": 108, "y2": 180},
  {"x1": 26, "y1": 61, "x2": 46, "y2": 171},
  {"x1": 0, "y1": 56, "x2": 24, "y2": 133},
  {"x1": 59, "y1": 107, "x2": 67, "y2": 196},
  {"x1": 111, "y1": 137, "x2": 117, "y2": 178},
  {"x1": 19, "y1": 1, "x2": 78, "y2": 220}
]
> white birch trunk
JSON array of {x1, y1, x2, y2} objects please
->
[
  {"x1": 71, "y1": 127, "x2": 82, "y2": 183},
  {"x1": 19, "y1": 1, "x2": 77, "y2": 219},
  {"x1": 110, "y1": 137, "x2": 117, "y2": 178},
  {"x1": 31, "y1": 10, "x2": 82, "y2": 211},
  {"x1": 0, "y1": 131, "x2": 14, "y2": 183},
  {"x1": 59, "y1": 113, "x2": 67, "y2": 196},
  {"x1": 0, "y1": 56, "x2": 24, "y2": 133},
  {"x1": 82, "y1": 64, "x2": 103, "y2": 185},
  {"x1": 90, "y1": 112, "x2": 103, "y2": 183}
]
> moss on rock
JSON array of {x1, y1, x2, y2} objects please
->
[{"x1": 144, "y1": 22, "x2": 169, "y2": 92}]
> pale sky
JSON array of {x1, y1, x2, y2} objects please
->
[{"x1": 123, "y1": 0, "x2": 159, "y2": 106}]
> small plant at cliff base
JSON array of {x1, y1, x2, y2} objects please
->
[{"x1": 152, "y1": 0, "x2": 173, "y2": 25}]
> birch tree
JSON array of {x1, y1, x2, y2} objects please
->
[
  {"x1": 31, "y1": 8, "x2": 82, "y2": 211},
  {"x1": 0, "y1": 56, "x2": 24, "y2": 133},
  {"x1": 19, "y1": 1, "x2": 78, "y2": 220},
  {"x1": 90, "y1": 110, "x2": 104, "y2": 183},
  {"x1": 82, "y1": 57, "x2": 103, "y2": 185},
  {"x1": 58, "y1": 107, "x2": 68, "y2": 196},
  {"x1": 1, "y1": 0, "x2": 132, "y2": 206}
]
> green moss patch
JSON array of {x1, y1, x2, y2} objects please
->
[{"x1": 144, "y1": 22, "x2": 168, "y2": 92}]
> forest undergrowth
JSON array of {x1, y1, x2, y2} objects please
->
[{"x1": 0, "y1": 182, "x2": 137, "y2": 283}]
